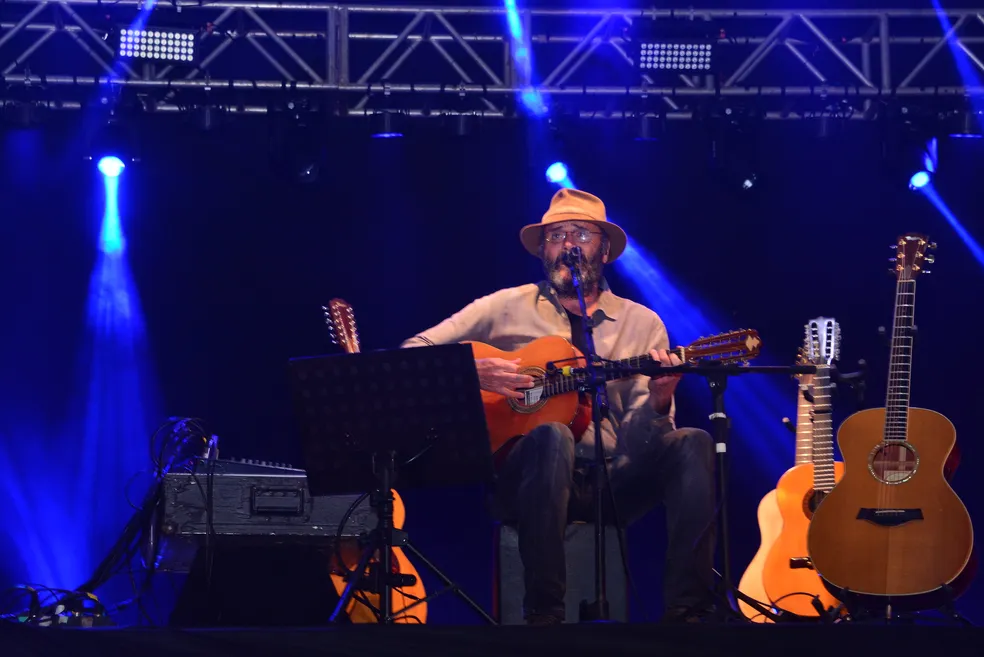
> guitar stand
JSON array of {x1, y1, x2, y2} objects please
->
[
  {"x1": 835, "y1": 586, "x2": 975, "y2": 627},
  {"x1": 330, "y1": 451, "x2": 497, "y2": 626}
]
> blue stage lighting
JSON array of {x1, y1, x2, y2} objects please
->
[
  {"x1": 909, "y1": 171, "x2": 930, "y2": 190},
  {"x1": 97, "y1": 156, "x2": 125, "y2": 178},
  {"x1": 545, "y1": 162, "x2": 568, "y2": 183}
]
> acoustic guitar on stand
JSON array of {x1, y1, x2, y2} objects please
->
[
  {"x1": 323, "y1": 299, "x2": 429, "y2": 624},
  {"x1": 466, "y1": 330, "x2": 762, "y2": 458},
  {"x1": 737, "y1": 334, "x2": 820, "y2": 622},
  {"x1": 807, "y1": 234, "x2": 974, "y2": 612},
  {"x1": 761, "y1": 318, "x2": 846, "y2": 618}
]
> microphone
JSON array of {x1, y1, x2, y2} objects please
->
[{"x1": 560, "y1": 246, "x2": 582, "y2": 268}]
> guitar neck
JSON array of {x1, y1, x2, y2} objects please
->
[
  {"x1": 544, "y1": 349, "x2": 677, "y2": 397},
  {"x1": 884, "y1": 278, "x2": 916, "y2": 443},
  {"x1": 602, "y1": 347, "x2": 689, "y2": 384},
  {"x1": 794, "y1": 375, "x2": 815, "y2": 465},
  {"x1": 812, "y1": 365, "x2": 836, "y2": 493}
]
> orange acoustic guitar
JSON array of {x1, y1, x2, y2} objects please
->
[
  {"x1": 761, "y1": 317, "x2": 846, "y2": 618},
  {"x1": 466, "y1": 329, "x2": 762, "y2": 457},
  {"x1": 737, "y1": 333, "x2": 821, "y2": 622},
  {"x1": 323, "y1": 298, "x2": 429, "y2": 624},
  {"x1": 808, "y1": 235, "x2": 975, "y2": 612}
]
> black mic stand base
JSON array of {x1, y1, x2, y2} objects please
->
[
  {"x1": 329, "y1": 452, "x2": 498, "y2": 626},
  {"x1": 403, "y1": 541, "x2": 498, "y2": 625},
  {"x1": 578, "y1": 599, "x2": 612, "y2": 623}
]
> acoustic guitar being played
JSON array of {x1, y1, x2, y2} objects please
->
[
  {"x1": 761, "y1": 318, "x2": 846, "y2": 618},
  {"x1": 807, "y1": 235, "x2": 975, "y2": 611},
  {"x1": 466, "y1": 329, "x2": 763, "y2": 458},
  {"x1": 737, "y1": 334, "x2": 820, "y2": 622},
  {"x1": 323, "y1": 299, "x2": 429, "y2": 624}
]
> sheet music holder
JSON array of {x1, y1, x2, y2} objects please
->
[{"x1": 287, "y1": 343, "x2": 496, "y2": 624}]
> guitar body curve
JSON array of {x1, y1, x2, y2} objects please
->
[
  {"x1": 329, "y1": 489, "x2": 428, "y2": 623},
  {"x1": 807, "y1": 407, "x2": 974, "y2": 608},
  {"x1": 466, "y1": 336, "x2": 584, "y2": 454},
  {"x1": 737, "y1": 488, "x2": 783, "y2": 622},
  {"x1": 762, "y1": 461, "x2": 846, "y2": 616}
]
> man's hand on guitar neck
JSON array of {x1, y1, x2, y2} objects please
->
[
  {"x1": 648, "y1": 348, "x2": 683, "y2": 414},
  {"x1": 476, "y1": 358, "x2": 535, "y2": 400}
]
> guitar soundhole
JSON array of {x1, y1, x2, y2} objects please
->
[
  {"x1": 868, "y1": 442, "x2": 919, "y2": 485},
  {"x1": 801, "y1": 489, "x2": 824, "y2": 518},
  {"x1": 507, "y1": 367, "x2": 549, "y2": 414}
]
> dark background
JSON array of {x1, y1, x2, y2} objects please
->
[{"x1": 1, "y1": 101, "x2": 982, "y2": 624}]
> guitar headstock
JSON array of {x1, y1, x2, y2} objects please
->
[
  {"x1": 793, "y1": 346, "x2": 812, "y2": 381},
  {"x1": 323, "y1": 298, "x2": 360, "y2": 354},
  {"x1": 686, "y1": 329, "x2": 763, "y2": 364},
  {"x1": 805, "y1": 317, "x2": 840, "y2": 366},
  {"x1": 890, "y1": 233, "x2": 935, "y2": 281}
]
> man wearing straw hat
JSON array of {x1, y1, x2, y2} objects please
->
[{"x1": 402, "y1": 188, "x2": 716, "y2": 625}]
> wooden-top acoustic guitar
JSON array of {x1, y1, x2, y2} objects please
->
[
  {"x1": 323, "y1": 298, "x2": 429, "y2": 624},
  {"x1": 467, "y1": 329, "x2": 763, "y2": 457},
  {"x1": 737, "y1": 331, "x2": 821, "y2": 622},
  {"x1": 761, "y1": 317, "x2": 846, "y2": 618},
  {"x1": 807, "y1": 234, "x2": 974, "y2": 611}
]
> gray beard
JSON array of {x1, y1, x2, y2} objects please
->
[{"x1": 542, "y1": 251, "x2": 604, "y2": 298}]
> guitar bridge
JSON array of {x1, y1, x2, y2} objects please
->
[
  {"x1": 856, "y1": 508, "x2": 923, "y2": 527},
  {"x1": 789, "y1": 557, "x2": 814, "y2": 570}
]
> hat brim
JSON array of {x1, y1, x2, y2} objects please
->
[{"x1": 519, "y1": 215, "x2": 628, "y2": 262}]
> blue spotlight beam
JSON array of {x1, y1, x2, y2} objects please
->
[
  {"x1": 930, "y1": 2, "x2": 984, "y2": 132},
  {"x1": 78, "y1": 159, "x2": 160, "y2": 565},
  {"x1": 921, "y1": 185, "x2": 984, "y2": 269},
  {"x1": 0, "y1": 154, "x2": 160, "y2": 596},
  {"x1": 554, "y1": 173, "x2": 792, "y2": 477},
  {"x1": 503, "y1": 0, "x2": 548, "y2": 117}
]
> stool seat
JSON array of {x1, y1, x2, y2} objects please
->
[{"x1": 491, "y1": 522, "x2": 629, "y2": 624}]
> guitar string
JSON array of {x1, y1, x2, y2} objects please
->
[
  {"x1": 883, "y1": 266, "x2": 914, "y2": 581},
  {"x1": 525, "y1": 338, "x2": 754, "y2": 402}
]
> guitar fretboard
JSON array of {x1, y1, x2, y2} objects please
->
[
  {"x1": 812, "y1": 365, "x2": 836, "y2": 493},
  {"x1": 794, "y1": 377, "x2": 814, "y2": 465},
  {"x1": 540, "y1": 352, "x2": 664, "y2": 398},
  {"x1": 885, "y1": 278, "x2": 916, "y2": 443}
]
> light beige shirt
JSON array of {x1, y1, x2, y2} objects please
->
[{"x1": 401, "y1": 279, "x2": 676, "y2": 458}]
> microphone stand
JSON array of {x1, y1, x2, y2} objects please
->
[
  {"x1": 568, "y1": 361, "x2": 820, "y2": 622},
  {"x1": 564, "y1": 249, "x2": 612, "y2": 623}
]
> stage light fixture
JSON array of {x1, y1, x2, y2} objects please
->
[
  {"x1": 545, "y1": 161, "x2": 568, "y2": 183},
  {"x1": 946, "y1": 109, "x2": 983, "y2": 139},
  {"x1": 116, "y1": 28, "x2": 197, "y2": 63},
  {"x1": 370, "y1": 111, "x2": 404, "y2": 138},
  {"x1": 634, "y1": 17, "x2": 716, "y2": 73},
  {"x1": 97, "y1": 156, "x2": 125, "y2": 178},
  {"x1": 638, "y1": 42, "x2": 712, "y2": 72}
]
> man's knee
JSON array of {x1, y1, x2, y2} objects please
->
[
  {"x1": 527, "y1": 422, "x2": 576, "y2": 457},
  {"x1": 665, "y1": 427, "x2": 714, "y2": 466}
]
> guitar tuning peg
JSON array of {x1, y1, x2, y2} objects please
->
[
  {"x1": 922, "y1": 270, "x2": 931, "y2": 274},
  {"x1": 924, "y1": 254, "x2": 935, "y2": 263},
  {"x1": 889, "y1": 244, "x2": 898, "y2": 249},
  {"x1": 929, "y1": 242, "x2": 937, "y2": 249},
  {"x1": 888, "y1": 257, "x2": 896, "y2": 262}
]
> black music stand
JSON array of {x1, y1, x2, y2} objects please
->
[{"x1": 287, "y1": 343, "x2": 497, "y2": 625}]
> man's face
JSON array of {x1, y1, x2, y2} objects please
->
[{"x1": 540, "y1": 221, "x2": 609, "y2": 297}]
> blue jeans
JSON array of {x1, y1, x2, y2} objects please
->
[{"x1": 490, "y1": 421, "x2": 716, "y2": 620}]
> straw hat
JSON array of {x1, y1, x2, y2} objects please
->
[{"x1": 519, "y1": 188, "x2": 628, "y2": 262}]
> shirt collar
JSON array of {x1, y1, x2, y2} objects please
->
[{"x1": 536, "y1": 278, "x2": 622, "y2": 321}]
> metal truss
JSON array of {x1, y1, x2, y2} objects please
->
[{"x1": 2, "y1": 1, "x2": 984, "y2": 121}]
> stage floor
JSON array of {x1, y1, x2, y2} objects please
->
[{"x1": 3, "y1": 622, "x2": 982, "y2": 657}]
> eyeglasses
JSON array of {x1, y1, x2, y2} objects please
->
[{"x1": 544, "y1": 229, "x2": 602, "y2": 244}]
